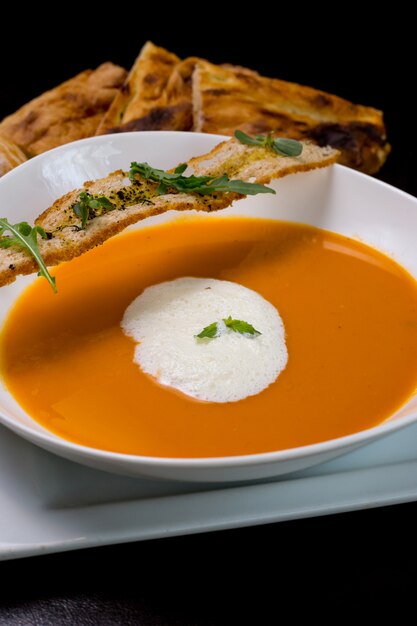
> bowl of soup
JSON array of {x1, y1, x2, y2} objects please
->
[{"x1": 0, "y1": 131, "x2": 417, "y2": 482}]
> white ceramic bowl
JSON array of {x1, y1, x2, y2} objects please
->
[{"x1": 1, "y1": 131, "x2": 417, "y2": 482}]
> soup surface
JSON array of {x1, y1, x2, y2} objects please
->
[{"x1": 2, "y1": 216, "x2": 417, "y2": 457}]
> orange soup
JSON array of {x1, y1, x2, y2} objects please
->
[{"x1": 2, "y1": 216, "x2": 417, "y2": 458}]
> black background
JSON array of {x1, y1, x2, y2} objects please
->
[{"x1": 0, "y1": 10, "x2": 416, "y2": 623}]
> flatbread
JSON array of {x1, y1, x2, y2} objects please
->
[
  {"x1": 96, "y1": 42, "x2": 181, "y2": 134},
  {"x1": 0, "y1": 136, "x2": 27, "y2": 177},
  {"x1": 192, "y1": 60, "x2": 389, "y2": 174},
  {"x1": 107, "y1": 56, "x2": 198, "y2": 133},
  {"x1": 0, "y1": 63, "x2": 127, "y2": 156}
]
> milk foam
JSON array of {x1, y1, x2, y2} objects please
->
[{"x1": 121, "y1": 277, "x2": 288, "y2": 403}]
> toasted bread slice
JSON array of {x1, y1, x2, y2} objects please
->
[
  {"x1": 96, "y1": 42, "x2": 180, "y2": 134},
  {"x1": 0, "y1": 136, "x2": 27, "y2": 177},
  {"x1": 0, "y1": 64, "x2": 127, "y2": 157},
  {"x1": 193, "y1": 60, "x2": 389, "y2": 174},
  {"x1": 0, "y1": 139, "x2": 338, "y2": 288}
]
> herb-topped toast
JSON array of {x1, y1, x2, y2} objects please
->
[{"x1": 0, "y1": 134, "x2": 338, "y2": 291}]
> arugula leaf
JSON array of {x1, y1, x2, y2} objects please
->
[
  {"x1": 129, "y1": 162, "x2": 275, "y2": 196},
  {"x1": 195, "y1": 316, "x2": 261, "y2": 340},
  {"x1": 195, "y1": 321, "x2": 220, "y2": 339},
  {"x1": 73, "y1": 192, "x2": 114, "y2": 229},
  {"x1": 156, "y1": 182, "x2": 168, "y2": 196},
  {"x1": 0, "y1": 218, "x2": 56, "y2": 292},
  {"x1": 234, "y1": 130, "x2": 303, "y2": 157},
  {"x1": 201, "y1": 177, "x2": 273, "y2": 195}
]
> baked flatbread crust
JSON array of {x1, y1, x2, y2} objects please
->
[
  {"x1": 107, "y1": 56, "x2": 198, "y2": 133},
  {"x1": 0, "y1": 40, "x2": 389, "y2": 177},
  {"x1": 0, "y1": 136, "x2": 27, "y2": 177},
  {"x1": 0, "y1": 63, "x2": 127, "y2": 156},
  {"x1": 192, "y1": 60, "x2": 389, "y2": 174},
  {"x1": 96, "y1": 42, "x2": 181, "y2": 134}
]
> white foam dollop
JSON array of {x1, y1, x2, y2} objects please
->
[{"x1": 121, "y1": 277, "x2": 288, "y2": 403}]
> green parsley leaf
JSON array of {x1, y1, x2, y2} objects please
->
[
  {"x1": 195, "y1": 316, "x2": 261, "y2": 340},
  {"x1": 73, "y1": 192, "x2": 114, "y2": 229},
  {"x1": 89, "y1": 196, "x2": 113, "y2": 210},
  {"x1": 234, "y1": 129, "x2": 261, "y2": 146},
  {"x1": 234, "y1": 130, "x2": 303, "y2": 157},
  {"x1": 73, "y1": 200, "x2": 89, "y2": 229},
  {"x1": 129, "y1": 162, "x2": 275, "y2": 196},
  {"x1": 223, "y1": 316, "x2": 261, "y2": 337},
  {"x1": 272, "y1": 137, "x2": 303, "y2": 157},
  {"x1": 0, "y1": 218, "x2": 56, "y2": 292},
  {"x1": 195, "y1": 321, "x2": 220, "y2": 339}
]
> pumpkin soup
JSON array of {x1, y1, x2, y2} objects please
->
[{"x1": 1, "y1": 216, "x2": 417, "y2": 458}]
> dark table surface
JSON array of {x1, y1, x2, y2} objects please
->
[{"x1": 0, "y1": 12, "x2": 415, "y2": 623}]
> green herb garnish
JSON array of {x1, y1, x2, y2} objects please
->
[
  {"x1": 73, "y1": 192, "x2": 114, "y2": 229},
  {"x1": 129, "y1": 162, "x2": 275, "y2": 196},
  {"x1": 223, "y1": 316, "x2": 262, "y2": 336},
  {"x1": 196, "y1": 316, "x2": 261, "y2": 340},
  {"x1": 0, "y1": 218, "x2": 56, "y2": 292},
  {"x1": 234, "y1": 130, "x2": 303, "y2": 157},
  {"x1": 195, "y1": 321, "x2": 221, "y2": 339}
]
